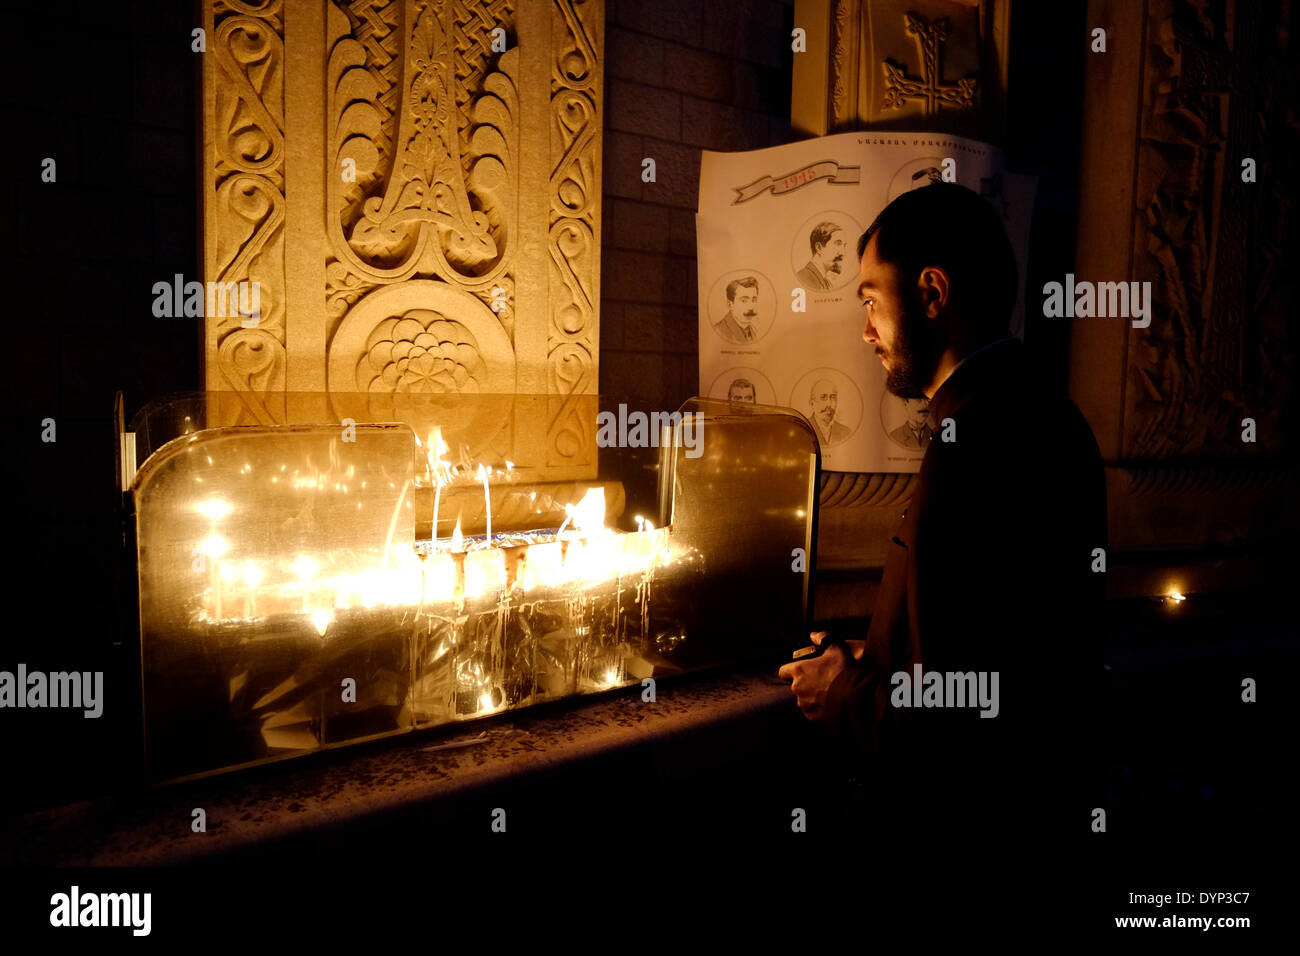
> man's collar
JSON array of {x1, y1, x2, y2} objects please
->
[
  {"x1": 945, "y1": 335, "x2": 1017, "y2": 382},
  {"x1": 926, "y1": 336, "x2": 1020, "y2": 429}
]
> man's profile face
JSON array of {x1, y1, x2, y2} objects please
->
[
  {"x1": 809, "y1": 381, "x2": 838, "y2": 428},
  {"x1": 857, "y1": 232, "x2": 941, "y2": 398},
  {"x1": 731, "y1": 285, "x2": 759, "y2": 326},
  {"x1": 814, "y1": 229, "x2": 846, "y2": 276},
  {"x1": 728, "y1": 384, "x2": 756, "y2": 403}
]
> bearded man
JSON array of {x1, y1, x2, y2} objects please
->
[{"x1": 779, "y1": 183, "x2": 1106, "y2": 875}]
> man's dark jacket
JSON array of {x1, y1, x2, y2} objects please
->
[{"x1": 823, "y1": 337, "x2": 1106, "y2": 846}]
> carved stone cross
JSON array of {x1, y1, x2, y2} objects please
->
[
  {"x1": 199, "y1": 0, "x2": 606, "y2": 488},
  {"x1": 882, "y1": 12, "x2": 978, "y2": 115}
]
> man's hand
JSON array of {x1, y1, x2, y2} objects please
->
[{"x1": 778, "y1": 631, "x2": 862, "y2": 721}]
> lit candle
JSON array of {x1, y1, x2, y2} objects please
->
[
  {"x1": 477, "y1": 464, "x2": 492, "y2": 542},
  {"x1": 427, "y1": 428, "x2": 441, "y2": 545},
  {"x1": 424, "y1": 549, "x2": 457, "y2": 605},
  {"x1": 433, "y1": 482, "x2": 442, "y2": 548},
  {"x1": 464, "y1": 546, "x2": 506, "y2": 603},
  {"x1": 195, "y1": 499, "x2": 232, "y2": 621},
  {"x1": 450, "y1": 518, "x2": 466, "y2": 606}
]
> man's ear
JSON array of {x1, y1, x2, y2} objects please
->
[{"x1": 916, "y1": 266, "x2": 951, "y2": 318}]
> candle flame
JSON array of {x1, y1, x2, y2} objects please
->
[
  {"x1": 311, "y1": 608, "x2": 333, "y2": 636},
  {"x1": 195, "y1": 498, "x2": 233, "y2": 521},
  {"x1": 293, "y1": 555, "x2": 318, "y2": 581},
  {"x1": 240, "y1": 561, "x2": 263, "y2": 588},
  {"x1": 569, "y1": 487, "x2": 607, "y2": 536},
  {"x1": 427, "y1": 428, "x2": 451, "y2": 485},
  {"x1": 198, "y1": 534, "x2": 229, "y2": 558},
  {"x1": 450, "y1": 518, "x2": 464, "y2": 552}
]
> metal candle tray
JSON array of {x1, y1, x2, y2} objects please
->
[{"x1": 118, "y1": 393, "x2": 819, "y2": 783}]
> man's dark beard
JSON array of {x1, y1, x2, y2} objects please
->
[{"x1": 883, "y1": 297, "x2": 942, "y2": 398}]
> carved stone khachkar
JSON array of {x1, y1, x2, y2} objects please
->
[
  {"x1": 201, "y1": 0, "x2": 603, "y2": 487},
  {"x1": 1124, "y1": 0, "x2": 1290, "y2": 460},
  {"x1": 1071, "y1": 0, "x2": 1298, "y2": 596},
  {"x1": 793, "y1": 0, "x2": 1008, "y2": 139},
  {"x1": 880, "y1": 11, "x2": 979, "y2": 116}
]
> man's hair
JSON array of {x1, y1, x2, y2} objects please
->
[
  {"x1": 808, "y1": 222, "x2": 841, "y2": 255},
  {"x1": 725, "y1": 275, "x2": 760, "y2": 302},
  {"x1": 857, "y1": 183, "x2": 1017, "y2": 333},
  {"x1": 728, "y1": 378, "x2": 755, "y2": 393}
]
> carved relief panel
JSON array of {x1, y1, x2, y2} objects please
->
[
  {"x1": 792, "y1": 0, "x2": 1008, "y2": 139},
  {"x1": 1122, "y1": 0, "x2": 1294, "y2": 460},
  {"x1": 201, "y1": 0, "x2": 604, "y2": 482},
  {"x1": 202, "y1": 1, "x2": 287, "y2": 425},
  {"x1": 1066, "y1": 0, "x2": 1299, "y2": 570}
]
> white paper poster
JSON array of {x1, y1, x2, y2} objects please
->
[{"x1": 696, "y1": 131, "x2": 1034, "y2": 473}]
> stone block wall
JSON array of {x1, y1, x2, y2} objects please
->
[{"x1": 599, "y1": 0, "x2": 796, "y2": 409}]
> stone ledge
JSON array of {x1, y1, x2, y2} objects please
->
[{"x1": 1, "y1": 664, "x2": 797, "y2": 866}]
